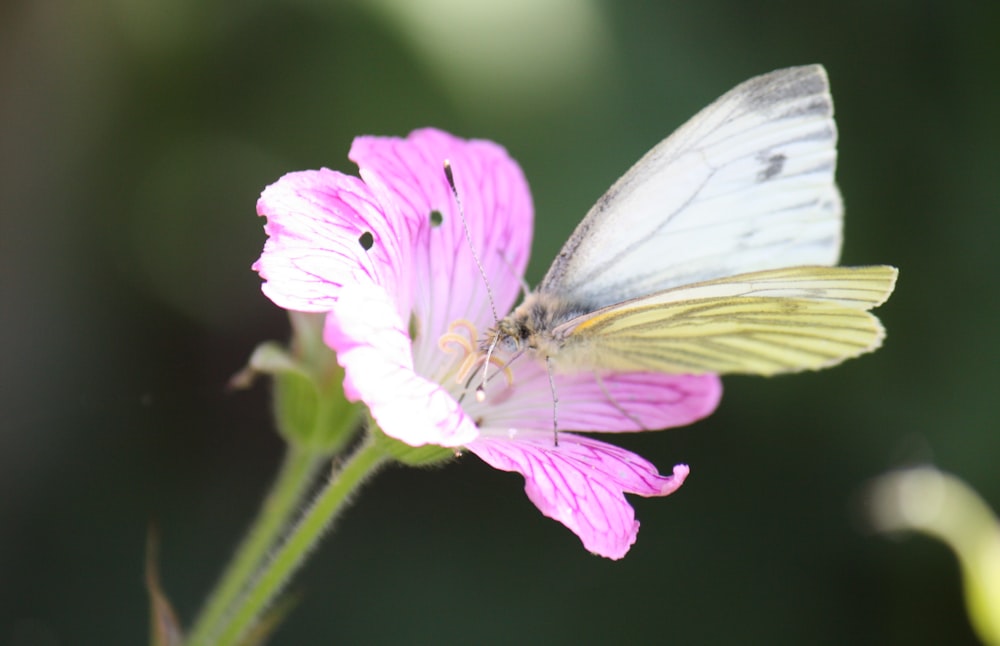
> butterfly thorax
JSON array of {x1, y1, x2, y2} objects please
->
[{"x1": 487, "y1": 292, "x2": 594, "y2": 360}]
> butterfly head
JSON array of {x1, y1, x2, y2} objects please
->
[{"x1": 483, "y1": 292, "x2": 594, "y2": 362}]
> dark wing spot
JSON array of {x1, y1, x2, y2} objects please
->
[
  {"x1": 429, "y1": 210, "x2": 444, "y2": 227},
  {"x1": 358, "y1": 231, "x2": 374, "y2": 250},
  {"x1": 757, "y1": 152, "x2": 786, "y2": 182}
]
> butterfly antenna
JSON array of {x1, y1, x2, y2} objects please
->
[
  {"x1": 444, "y1": 160, "x2": 499, "y2": 324},
  {"x1": 445, "y1": 160, "x2": 504, "y2": 403}
]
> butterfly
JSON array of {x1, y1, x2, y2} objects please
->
[{"x1": 484, "y1": 65, "x2": 897, "y2": 382}]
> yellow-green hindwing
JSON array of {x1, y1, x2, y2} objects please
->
[{"x1": 553, "y1": 265, "x2": 897, "y2": 375}]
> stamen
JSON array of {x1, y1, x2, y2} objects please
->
[
  {"x1": 438, "y1": 331, "x2": 473, "y2": 356},
  {"x1": 456, "y1": 352, "x2": 481, "y2": 384},
  {"x1": 437, "y1": 318, "x2": 516, "y2": 404},
  {"x1": 437, "y1": 319, "x2": 479, "y2": 355}
]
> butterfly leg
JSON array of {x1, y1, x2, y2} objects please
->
[
  {"x1": 545, "y1": 356, "x2": 559, "y2": 447},
  {"x1": 594, "y1": 372, "x2": 649, "y2": 431}
]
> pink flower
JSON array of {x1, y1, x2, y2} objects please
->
[{"x1": 254, "y1": 128, "x2": 722, "y2": 559}]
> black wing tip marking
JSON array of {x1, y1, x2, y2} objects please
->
[{"x1": 739, "y1": 65, "x2": 831, "y2": 116}]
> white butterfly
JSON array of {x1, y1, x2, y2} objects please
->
[{"x1": 487, "y1": 65, "x2": 897, "y2": 379}]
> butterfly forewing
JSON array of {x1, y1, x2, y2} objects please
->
[
  {"x1": 549, "y1": 265, "x2": 897, "y2": 376},
  {"x1": 539, "y1": 65, "x2": 842, "y2": 310}
]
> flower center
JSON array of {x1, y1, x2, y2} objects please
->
[{"x1": 437, "y1": 319, "x2": 514, "y2": 399}]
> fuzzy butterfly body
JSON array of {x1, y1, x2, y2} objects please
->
[{"x1": 487, "y1": 65, "x2": 897, "y2": 378}]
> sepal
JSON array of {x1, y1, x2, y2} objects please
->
[
  {"x1": 372, "y1": 426, "x2": 458, "y2": 466},
  {"x1": 235, "y1": 312, "x2": 362, "y2": 454}
]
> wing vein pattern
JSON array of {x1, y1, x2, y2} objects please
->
[
  {"x1": 540, "y1": 65, "x2": 843, "y2": 310},
  {"x1": 551, "y1": 265, "x2": 897, "y2": 376}
]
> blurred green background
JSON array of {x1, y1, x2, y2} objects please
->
[{"x1": 3, "y1": 1, "x2": 998, "y2": 644}]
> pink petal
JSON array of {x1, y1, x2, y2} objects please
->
[
  {"x1": 477, "y1": 359, "x2": 722, "y2": 433},
  {"x1": 467, "y1": 432, "x2": 689, "y2": 559},
  {"x1": 254, "y1": 168, "x2": 417, "y2": 313},
  {"x1": 350, "y1": 129, "x2": 533, "y2": 363},
  {"x1": 327, "y1": 284, "x2": 478, "y2": 447}
]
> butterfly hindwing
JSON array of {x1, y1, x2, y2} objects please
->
[{"x1": 548, "y1": 265, "x2": 897, "y2": 376}]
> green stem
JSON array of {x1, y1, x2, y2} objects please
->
[
  {"x1": 186, "y1": 447, "x2": 326, "y2": 646},
  {"x1": 213, "y1": 436, "x2": 388, "y2": 646}
]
